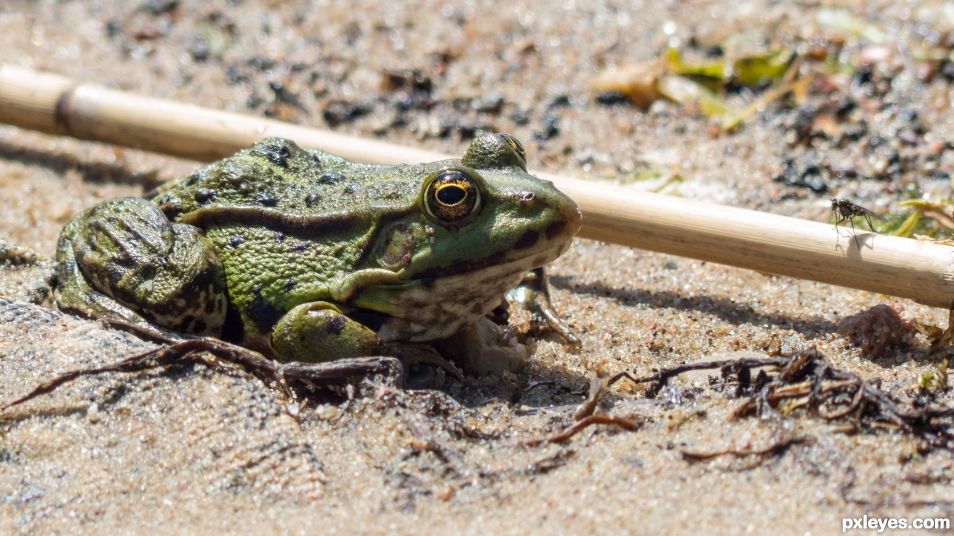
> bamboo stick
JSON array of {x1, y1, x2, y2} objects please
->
[{"x1": 2, "y1": 64, "x2": 953, "y2": 308}]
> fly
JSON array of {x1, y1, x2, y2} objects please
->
[{"x1": 831, "y1": 198, "x2": 876, "y2": 245}]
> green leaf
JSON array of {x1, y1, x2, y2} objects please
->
[
  {"x1": 664, "y1": 47, "x2": 725, "y2": 80},
  {"x1": 732, "y1": 50, "x2": 795, "y2": 87},
  {"x1": 889, "y1": 210, "x2": 921, "y2": 237}
]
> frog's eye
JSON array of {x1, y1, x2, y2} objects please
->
[
  {"x1": 500, "y1": 133, "x2": 526, "y2": 163},
  {"x1": 424, "y1": 169, "x2": 481, "y2": 224}
]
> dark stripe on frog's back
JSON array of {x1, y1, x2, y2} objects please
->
[{"x1": 176, "y1": 206, "x2": 368, "y2": 235}]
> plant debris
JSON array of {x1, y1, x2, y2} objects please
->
[
  {"x1": 523, "y1": 449, "x2": 577, "y2": 474},
  {"x1": 590, "y1": 46, "x2": 797, "y2": 127},
  {"x1": 913, "y1": 304, "x2": 954, "y2": 351},
  {"x1": 918, "y1": 358, "x2": 949, "y2": 395},
  {"x1": 609, "y1": 348, "x2": 954, "y2": 449},
  {"x1": 888, "y1": 199, "x2": 954, "y2": 238},
  {"x1": 840, "y1": 467, "x2": 954, "y2": 508},
  {"x1": 0, "y1": 240, "x2": 38, "y2": 266},
  {"x1": 543, "y1": 414, "x2": 643, "y2": 445},
  {"x1": 573, "y1": 373, "x2": 609, "y2": 420},
  {"x1": 814, "y1": 8, "x2": 886, "y2": 44}
]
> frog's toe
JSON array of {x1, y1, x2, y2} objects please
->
[
  {"x1": 0, "y1": 240, "x2": 39, "y2": 266},
  {"x1": 523, "y1": 293, "x2": 582, "y2": 351},
  {"x1": 506, "y1": 267, "x2": 581, "y2": 351}
]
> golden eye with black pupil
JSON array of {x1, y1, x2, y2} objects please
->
[
  {"x1": 500, "y1": 133, "x2": 526, "y2": 162},
  {"x1": 424, "y1": 169, "x2": 481, "y2": 224}
]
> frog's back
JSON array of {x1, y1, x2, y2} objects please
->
[
  {"x1": 149, "y1": 138, "x2": 427, "y2": 283},
  {"x1": 150, "y1": 138, "x2": 421, "y2": 219}
]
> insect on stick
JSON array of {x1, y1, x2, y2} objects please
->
[{"x1": 831, "y1": 198, "x2": 877, "y2": 245}]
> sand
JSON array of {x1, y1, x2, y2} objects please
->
[{"x1": 1, "y1": 1, "x2": 952, "y2": 534}]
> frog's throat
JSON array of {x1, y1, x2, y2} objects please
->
[{"x1": 348, "y1": 241, "x2": 571, "y2": 342}]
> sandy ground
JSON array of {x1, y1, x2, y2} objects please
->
[{"x1": 1, "y1": 1, "x2": 953, "y2": 534}]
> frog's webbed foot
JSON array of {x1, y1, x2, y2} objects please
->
[
  {"x1": 0, "y1": 240, "x2": 39, "y2": 266},
  {"x1": 435, "y1": 317, "x2": 529, "y2": 376},
  {"x1": 505, "y1": 267, "x2": 581, "y2": 350},
  {"x1": 55, "y1": 254, "x2": 186, "y2": 344},
  {"x1": 2, "y1": 337, "x2": 404, "y2": 411},
  {"x1": 55, "y1": 248, "x2": 183, "y2": 343}
]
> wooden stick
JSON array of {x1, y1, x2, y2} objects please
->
[{"x1": 2, "y1": 65, "x2": 954, "y2": 308}]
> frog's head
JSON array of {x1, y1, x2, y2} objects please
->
[
  {"x1": 355, "y1": 132, "x2": 581, "y2": 341},
  {"x1": 418, "y1": 131, "x2": 581, "y2": 271}
]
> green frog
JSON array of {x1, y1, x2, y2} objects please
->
[{"x1": 50, "y1": 132, "x2": 581, "y2": 383}]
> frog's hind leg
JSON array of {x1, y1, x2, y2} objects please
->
[
  {"x1": 2, "y1": 337, "x2": 404, "y2": 410},
  {"x1": 55, "y1": 239, "x2": 172, "y2": 342},
  {"x1": 55, "y1": 197, "x2": 228, "y2": 341}
]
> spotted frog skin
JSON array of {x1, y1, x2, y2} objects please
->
[{"x1": 54, "y1": 133, "x2": 581, "y2": 374}]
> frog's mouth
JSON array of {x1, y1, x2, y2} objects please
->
[
  {"x1": 350, "y1": 239, "x2": 572, "y2": 342},
  {"x1": 413, "y1": 236, "x2": 571, "y2": 282}
]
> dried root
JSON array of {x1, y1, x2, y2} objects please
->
[{"x1": 3, "y1": 338, "x2": 403, "y2": 411}]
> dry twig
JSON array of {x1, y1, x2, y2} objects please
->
[
  {"x1": 607, "y1": 356, "x2": 786, "y2": 398},
  {"x1": 573, "y1": 374, "x2": 609, "y2": 420},
  {"x1": 681, "y1": 435, "x2": 815, "y2": 461},
  {"x1": 546, "y1": 415, "x2": 643, "y2": 444}
]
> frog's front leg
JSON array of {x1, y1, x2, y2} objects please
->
[
  {"x1": 271, "y1": 301, "x2": 464, "y2": 378},
  {"x1": 270, "y1": 301, "x2": 383, "y2": 362},
  {"x1": 506, "y1": 267, "x2": 581, "y2": 349}
]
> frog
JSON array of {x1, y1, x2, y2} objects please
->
[{"x1": 40, "y1": 131, "x2": 581, "y2": 392}]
